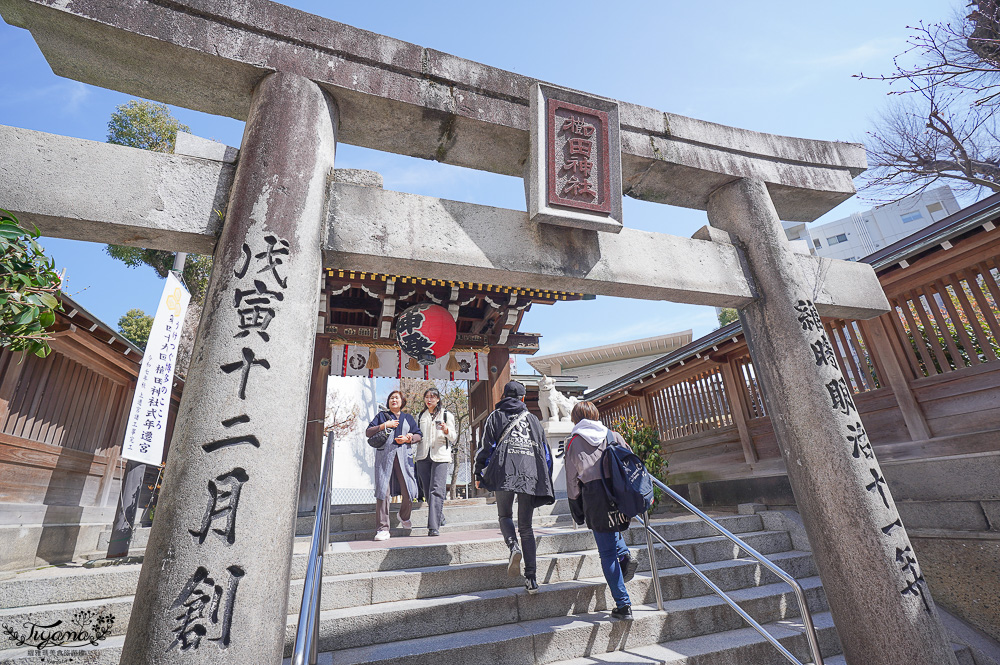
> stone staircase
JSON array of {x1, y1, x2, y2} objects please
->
[
  {"x1": 90, "y1": 498, "x2": 576, "y2": 556},
  {"x1": 0, "y1": 501, "x2": 975, "y2": 664}
]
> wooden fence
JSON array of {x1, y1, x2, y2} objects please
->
[
  {"x1": 598, "y1": 219, "x2": 1000, "y2": 486},
  {"x1": 0, "y1": 303, "x2": 180, "y2": 508}
]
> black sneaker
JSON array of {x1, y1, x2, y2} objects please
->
[
  {"x1": 610, "y1": 605, "x2": 632, "y2": 620},
  {"x1": 621, "y1": 553, "x2": 639, "y2": 583},
  {"x1": 525, "y1": 576, "x2": 539, "y2": 594},
  {"x1": 428, "y1": 529, "x2": 440, "y2": 537},
  {"x1": 507, "y1": 544, "x2": 523, "y2": 577}
]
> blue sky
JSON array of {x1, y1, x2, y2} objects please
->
[{"x1": 0, "y1": 0, "x2": 964, "y2": 366}]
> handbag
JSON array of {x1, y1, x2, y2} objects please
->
[
  {"x1": 367, "y1": 427, "x2": 391, "y2": 449},
  {"x1": 369, "y1": 414, "x2": 410, "y2": 449}
]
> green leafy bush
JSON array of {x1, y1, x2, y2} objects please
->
[
  {"x1": 612, "y1": 415, "x2": 667, "y2": 504},
  {"x1": 0, "y1": 210, "x2": 62, "y2": 357}
]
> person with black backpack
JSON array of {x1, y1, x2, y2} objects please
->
[
  {"x1": 564, "y1": 401, "x2": 640, "y2": 620},
  {"x1": 474, "y1": 380, "x2": 555, "y2": 594}
]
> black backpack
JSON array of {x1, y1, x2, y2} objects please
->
[{"x1": 600, "y1": 433, "x2": 654, "y2": 518}]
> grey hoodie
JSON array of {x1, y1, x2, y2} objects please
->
[{"x1": 564, "y1": 419, "x2": 629, "y2": 500}]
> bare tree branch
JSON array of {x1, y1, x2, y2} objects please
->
[{"x1": 857, "y1": 2, "x2": 1000, "y2": 201}]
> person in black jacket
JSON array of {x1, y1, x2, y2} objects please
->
[
  {"x1": 474, "y1": 380, "x2": 554, "y2": 593},
  {"x1": 564, "y1": 401, "x2": 638, "y2": 620}
]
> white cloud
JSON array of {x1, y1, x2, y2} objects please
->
[
  {"x1": 805, "y1": 38, "x2": 904, "y2": 70},
  {"x1": 0, "y1": 80, "x2": 91, "y2": 113},
  {"x1": 63, "y1": 82, "x2": 90, "y2": 113}
]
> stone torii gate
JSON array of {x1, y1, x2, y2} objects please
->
[{"x1": 0, "y1": 1, "x2": 957, "y2": 663}]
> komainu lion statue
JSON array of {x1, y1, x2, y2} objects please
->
[{"x1": 537, "y1": 375, "x2": 578, "y2": 422}]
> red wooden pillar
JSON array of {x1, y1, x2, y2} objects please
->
[
  {"x1": 298, "y1": 336, "x2": 332, "y2": 514},
  {"x1": 487, "y1": 346, "x2": 511, "y2": 409}
]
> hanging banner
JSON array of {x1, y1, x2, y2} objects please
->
[
  {"x1": 334, "y1": 345, "x2": 486, "y2": 381},
  {"x1": 120, "y1": 272, "x2": 190, "y2": 465}
]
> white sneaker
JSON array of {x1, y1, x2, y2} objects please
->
[
  {"x1": 399, "y1": 519, "x2": 412, "y2": 529},
  {"x1": 373, "y1": 530, "x2": 390, "y2": 542}
]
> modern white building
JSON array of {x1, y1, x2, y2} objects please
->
[
  {"x1": 783, "y1": 186, "x2": 960, "y2": 261},
  {"x1": 526, "y1": 330, "x2": 692, "y2": 392}
]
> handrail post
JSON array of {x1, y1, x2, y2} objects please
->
[
  {"x1": 642, "y1": 522, "x2": 806, "y2": 664},
  {"x1": 292, "y1": 431, "x2": 336, "y2": 665},
  {"x1": 641, "y1": 512, "x2": 664, "y2": 611},
  {"x1": 643, "y1": 476, "x2": 824, "y2": 665}
]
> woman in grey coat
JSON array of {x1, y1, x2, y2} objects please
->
[{"x1": 366, "y1": 390, "x2": 422, "y2": 541}]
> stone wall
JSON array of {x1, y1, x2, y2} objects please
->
[{"x1": 684, "y1": 450, "x2": 1000, "y2": 641}]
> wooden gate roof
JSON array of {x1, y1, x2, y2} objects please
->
[{"x1": 322, "y1": 269, "x2": 591, "y2": 355}]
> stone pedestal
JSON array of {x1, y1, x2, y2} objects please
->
[
  {"x1": 707, "y1": 178, "x2": 957, "y2": 665},
  {"x1": 120, "y1": 72, "x2": 338, "y2": 663},
  {"x1": 541, "y1": 419, "x2": 573, "y2": 495}
]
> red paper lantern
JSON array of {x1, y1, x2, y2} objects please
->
[{"x1": 395, "y1": 303, "x2": 457, "y2": 365}]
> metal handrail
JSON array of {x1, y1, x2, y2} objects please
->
[
  {"x1": 292, "y1": 431, "x2": 336, "y2": 665},
  {"x1": 642, "y1": 476, "x2": 823, "y2": 665}
]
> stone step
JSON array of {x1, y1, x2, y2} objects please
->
[
  {"x1": 0, "y1": 514, "x2": 822, "y2": 665},
  {"x1": 89, "y1": 497, "x2": 576, "y2": 553},
  {"x1": 0, "y1": 528, "x2": 796, "y2": 642},
  {"x1": 547, "y1": 611, "x2": 843, "y2": 665},
  {"x1": 90, "y1": 511, "x2": 579, "y2": 554},
  {"x1": 286, "y1": 527, "x2": 788, "y2": 583},
  {"x1": 304, "y1": 497, "x2": 574, "y2": 536},
  {"x1": 0, "y1": 543, "x2": 814, "y2": 652},
  {"x1": 294, "y1": 573, "x2": 827, "y2": 654},
  {"x1": 325, "y1": 497, "x2": 492, "y2": 515},
  {"x1": 546, "y1": 628, "x2": 976, "y2": 665},
  {"x1": 0, "y1": 515, "x2": 768, "y2": 610},
  {"x1": 285, "y1": 578, "x2": 827, "y2": 663},
  {"x1": 0, "y1": 636, "x2": 125, "y2": 665},
  {"x1": 9, "y1": 621, "x2": 969, "y2": 665},
  {"x1": 287, "y1": 548, "x2": 816, "y2": 616},
  {"x1": 0, "y1": 546, "x2": 814, "y2": 653},
  {"x1": 819, "y1": 644, "x2": 974, "y2": 665},
  {"x1": 323, "y1": 511, "x2": 579, "y2": 542}
]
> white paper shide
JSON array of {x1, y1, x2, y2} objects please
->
[{"x1": 120, "y1": 272, "x2": 190, "y2": 465}]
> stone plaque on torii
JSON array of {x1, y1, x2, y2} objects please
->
[{"x1": 0, "y1": 1, "x2": 957, "y2": 663}]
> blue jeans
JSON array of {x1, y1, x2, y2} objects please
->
[{"x1": 592, "y1": 529, "x2": 631, "y2": 608}]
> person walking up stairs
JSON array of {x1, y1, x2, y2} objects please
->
[{"x1": 474, "y1": 380, "x2": 555, "y2": 593}]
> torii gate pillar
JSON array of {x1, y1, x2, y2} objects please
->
[
  {"x1": 707, "y1": 178, "x2": 957, "y2": 665},
  {"x1": 120, "y1": 72, "x2": 338, "y2": 663}
]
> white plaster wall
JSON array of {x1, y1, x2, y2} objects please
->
[
  {"x1": 325, "y1": 375, "x2": 380, "y2": 504},
  {"x1": 573, "y1": 357, "x2": 663, "y2": 392}
]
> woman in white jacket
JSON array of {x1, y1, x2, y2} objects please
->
[{"x1": 415, "y1": 388, "x2": 457, "y2": 536}]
